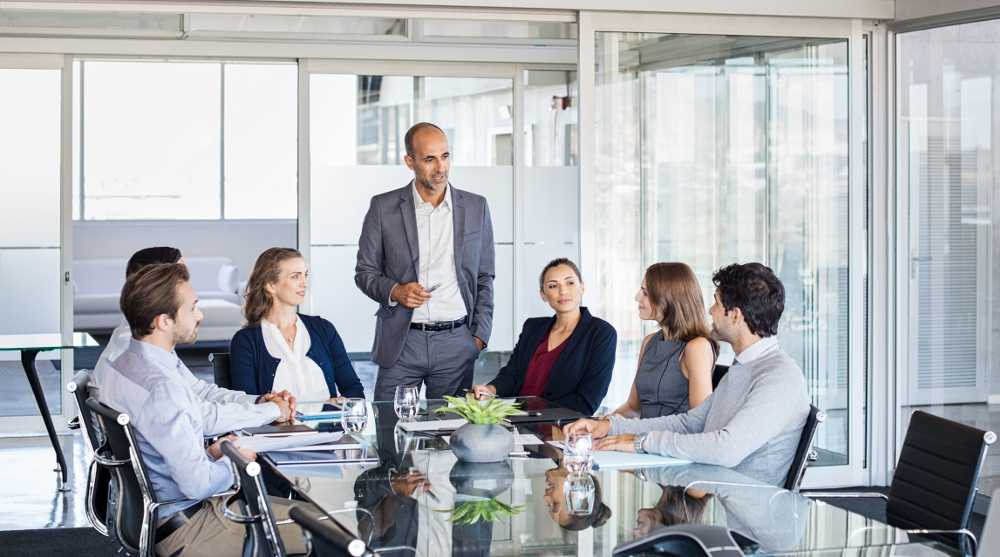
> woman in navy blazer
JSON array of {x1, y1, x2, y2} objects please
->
[
  {"x1": 230, "y1": 248, "x2": 364, "y2": 401},
  {"x1": 472, "y1": 258, "x2": 616, "y2": 415}
]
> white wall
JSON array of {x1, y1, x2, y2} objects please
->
[{"x1": 73, "y1": 219, "x2": 297, "y2": 280}]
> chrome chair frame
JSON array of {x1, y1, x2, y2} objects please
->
[
  {"x1": 287, "y1": 504, "x2": 368, "y2": 557},
  {"x1": 220, "y1": 440, "x2": 288, "y2": 557},
  {"x1": 87, "y1": 398, "x2": 237, "y2": 557},
  {"x1": 67, "y1": 370, "x2": 109, "y2": 537}
]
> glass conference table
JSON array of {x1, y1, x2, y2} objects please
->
[{"x1": 263, "y1": 399, "x2": 963, "y2": 557}]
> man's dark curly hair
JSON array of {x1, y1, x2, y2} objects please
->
[{"x1": 711, "y1": 262, "x2": 784, "y2": 337}]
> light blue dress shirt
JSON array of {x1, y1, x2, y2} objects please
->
[
  {"x1": 96, "y1": 338, "x2": 236, "y2": 518},
  {"x1": 90, "y1": 319, "x2": 279, "y2": 436}
]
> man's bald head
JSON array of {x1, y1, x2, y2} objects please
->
[{"x1": 404, "y1": 122, "x2": 445, "y2": 158}]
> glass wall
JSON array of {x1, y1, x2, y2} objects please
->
[
  {"x1": 309, "y1": 74, "x2": 515, "y2": 367},
  {"x1": 898, "y1": 19, "x2": 1000, "y2": 494},
  {"x1": 0, "y1": 67, "x2": 63, "y2": 417},
  {"x1": 79, "y1": 60, "x2": 297, "y2": 220},
  {"x1": 595, "y1": 33, "x2": 853, "y2": 464}
]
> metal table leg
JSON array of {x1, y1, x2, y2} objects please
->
[{"x1": 21, "y1": 348, "x2": 70, "y2": 491}]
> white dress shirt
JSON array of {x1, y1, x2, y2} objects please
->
[
  {"x1": 733, "y1": 335, "x2": 779, "y2": 365},
  {"x1": 409, "y1": 181, "x2": 467, "y2": 324},
  {"x1": 89, "y1": 319, "x2": 278, "y2": 436},
  {"x1": 261, "y1": 316, "x2": 331, "y2": 401}
]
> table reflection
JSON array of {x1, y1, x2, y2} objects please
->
[{"x1": 264, "y1": 400, "x2": 939, "y2": 557}]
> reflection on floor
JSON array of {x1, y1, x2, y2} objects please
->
[
  {"x1": 0, "y1": 433, "x2": 90, "y2": 531},
  {"x1": 902, "y1": 403, "x2": 1000, "y2": 496}
]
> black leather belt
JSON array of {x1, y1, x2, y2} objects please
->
[
  {"x1": 410, "y1": 316, "x2": 466, "y2": 332},
  {"x1": 156, "y1": 500, "x2": 205, "y2": 544}
]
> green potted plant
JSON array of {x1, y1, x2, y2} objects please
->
[{"x1": 436, "y1": 395, "x2": 525, "y2": 462}]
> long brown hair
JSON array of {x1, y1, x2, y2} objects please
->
[
  {"x1": 243, "y1": 247, "x2": 303, "y2": 328},
  {"x1": 644, "y1": 262, "x2": 719, "y2": 357}
]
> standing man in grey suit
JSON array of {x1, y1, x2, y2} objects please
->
[{"x1": 355, "y1": 122, "x2": 495, "y2": 401}]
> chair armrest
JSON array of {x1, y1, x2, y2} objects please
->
[
  {"x1": 92, "y1": 453, "x2": 131, "y2": 468},
  {"x1": 802, "y1": 491, "x2": 889, "y2": 501},
  {"x1": 222, "y1": 494, "x2": 263, "y2": 524},
  {"x1": 904, "y1": 528, "x2": 977, "y2": 554}
]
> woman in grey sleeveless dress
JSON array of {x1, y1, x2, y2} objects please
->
[{"x1": 610, "y1": 262, "x2": 718, "y2": 419}]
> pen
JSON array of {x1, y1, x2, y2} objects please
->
[
  {"x1": 463, "y1": 388, "x2": 496, "y2": 399},
  {"x1": 426, "y1": 282, "x2": 443, "y2": 293}
]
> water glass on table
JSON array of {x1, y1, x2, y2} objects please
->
[
  {"x1": 394, "y1": 386, "x2": 420, "y2": 420},
  {"x1": 564, "y1": 431, "x2": 595, "y2": 473},
  {"x1": 563, "y1": 471, "x2": 596, "y2": 516},
  {"x1": 340, "y1": 398, "x2": 368, "y2": 434}
]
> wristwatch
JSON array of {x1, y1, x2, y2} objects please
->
[{"x1": 634, "y1": 433, "x2": 648, "y2": 454}]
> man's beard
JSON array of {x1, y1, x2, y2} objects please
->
[
  {"x1": 172, "y1": 323, "x2": 199, "y2": 346},
  {"x1": 417, "y1": 172, "x2": 447, "y2": 191}
]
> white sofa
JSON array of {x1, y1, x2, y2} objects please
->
[{"x1": 73, "y1": 256, "x2": 245, "y2": 341}]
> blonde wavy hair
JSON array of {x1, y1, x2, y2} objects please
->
[{"x1": 242, "y1": 247, "x2": 303, "y2": 328}]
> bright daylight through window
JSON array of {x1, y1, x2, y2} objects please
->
[{"x1": 76, "y1": 60, "x2": 297, "y2": 220}]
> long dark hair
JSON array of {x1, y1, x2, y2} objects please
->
[{"x1": 242, "y1": 247, "x2": 303, "y2": 328}]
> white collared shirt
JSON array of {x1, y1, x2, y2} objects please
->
[
  {"x1": 261, "y1": 317, "x2": 331, "y2": 401},
  {"x1": 410, "y1": 181, "x2": 466, "y2": 324},
  {"x1": 733, "y1": 336, "x2": 779, "y2": 365}
]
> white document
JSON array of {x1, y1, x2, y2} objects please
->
[
  {"x1": 543, "y1": 441, "x2": 690, "y2": 469},
  {"x1": 233, "y1": 432, "x2": 345, "y2": 453},
  {"x1": 398, "y1": 418, "x2": 468, "y2": 432},
  {"x1": 592, "y1": 451, "x2": 690, "y2": 470},
  {"x1": 273, "y1": 434, "x2": 363, "y2": 452}
]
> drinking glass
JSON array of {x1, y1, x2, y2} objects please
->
[
  {"x1": 563, "y1": 471, "x2": 596, "y2": 516},
  {"x1": 340, "y1": 398, "x2": 368, "y2": 434},
  {"x1": 564, "y1": 431, "x2": 595, "y2": 472},
  {"x1": 394, "y1": 386, "x2": 420, "y2": 420}
]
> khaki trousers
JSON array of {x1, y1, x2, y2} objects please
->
[{"x1": 155, "y1": 495, "x2": 310, "y2": 557}]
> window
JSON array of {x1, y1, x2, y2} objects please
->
[{"x1": 78, "y1": 60, "x2": 297, "y2": 220}]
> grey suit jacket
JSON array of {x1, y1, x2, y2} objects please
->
[{"x1": 355, "y1": 182, "x2": 495, "y2": 368}]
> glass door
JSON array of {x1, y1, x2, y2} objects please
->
[
  {"x1": 583, "y1": 14, "x2": 867, "y2": 486},
  {"x1": 0, "y1": 55, "x2": 71, "y2": 435},
  {"x1": 898, "y1": 19, "x2": 1000, "y2": 495}
]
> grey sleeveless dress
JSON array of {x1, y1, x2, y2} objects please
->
[{"x1": 636, "y1": 332, "x2": 690, "y2": 418}]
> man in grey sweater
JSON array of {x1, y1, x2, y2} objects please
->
[{"x1": 566, "y1": 262, "x2": 810, "y2": 487}]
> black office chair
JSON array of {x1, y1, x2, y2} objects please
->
[
  {"x1": 711, "y1": 364, "x2": 729, "y2": 390},
  {"x1": 87, "y1": 398, "x2": 225, "y2": 557},
  {"x1": 210, "y1": 352, "x2": 233, "y2": 389},
  {"x1": 288, "y1": 505, "x2": 367, "y2": 557},
  {"x1": 67, "y1": 370, "x2": 111, "y2": 537},
  {"x1": 783, "y1": 404, "x2": 826, "y2": 492},
  {"x1": 807, "y1": 410, "x2": 996, "y2": 553},
  {"x1": 220, "y1": 440, "x2": 289, "y2": 557}
]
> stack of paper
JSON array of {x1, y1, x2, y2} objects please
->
[
  {"x1": 397, "y1": 418, "x2": 468, "y2": 432},
  {"x1": 233, "y1": 432, "x2": 346, "y2": 453}
]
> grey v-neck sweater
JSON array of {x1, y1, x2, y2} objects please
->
[{"x1": 609, "y1": 346, "x2": 810, "y2": 487}]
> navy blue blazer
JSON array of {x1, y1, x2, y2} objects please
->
[
  {"x1": 229, "y1": 313, "x2": 365, "y2": 399},
  {"x1": 487, "y1": 307, "x2": 616, "y2": 415}
]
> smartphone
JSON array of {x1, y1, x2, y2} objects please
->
[{"x1": 426, "y1": 282, "x2": 443, "y2": 293}]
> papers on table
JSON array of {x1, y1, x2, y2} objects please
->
[
  {"x1": 591, "y1": 451, "x2": 689, "y2": 470},
  {"x1": 397, "y1": 418, "x2": 467, "y2": 432},
  {"x1": 295, "y1": 401, "x2": 342, "y2": 421},
  {"x1": 273, "y1": 434, "x2": 363, "y2": 452},
  {"x1": 267, "y1": 450, "x2": 377, "y2": 466},
  {"x1": 545, "y1": 440, "x2": 690, "y2": 469},
  {"x1": 233, "y1": 432, "x2": 346, "y2": 453}
]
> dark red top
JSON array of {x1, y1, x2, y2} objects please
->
[{"x1": 518, "y1": 330, "x2": 568, "y2": 397}]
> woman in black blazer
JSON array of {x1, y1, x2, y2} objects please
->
[{"x1": 472, "y1": 258, "x2": 617, "y2": 415}]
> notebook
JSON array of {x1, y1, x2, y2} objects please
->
[{"x1": 241, "y1": 423, "x2": 316, "y2": 436}]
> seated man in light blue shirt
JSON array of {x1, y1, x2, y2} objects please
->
[
  {"x1": 95, "y1": 263, "x2": 307, "y2": 557},
  {"x1": 89, "y1": 246, "x2": 292, "y2": 436}
]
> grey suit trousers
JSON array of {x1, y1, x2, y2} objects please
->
[{"x1": 373, "y1": 325, "x2": 480, "y2": 401}]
